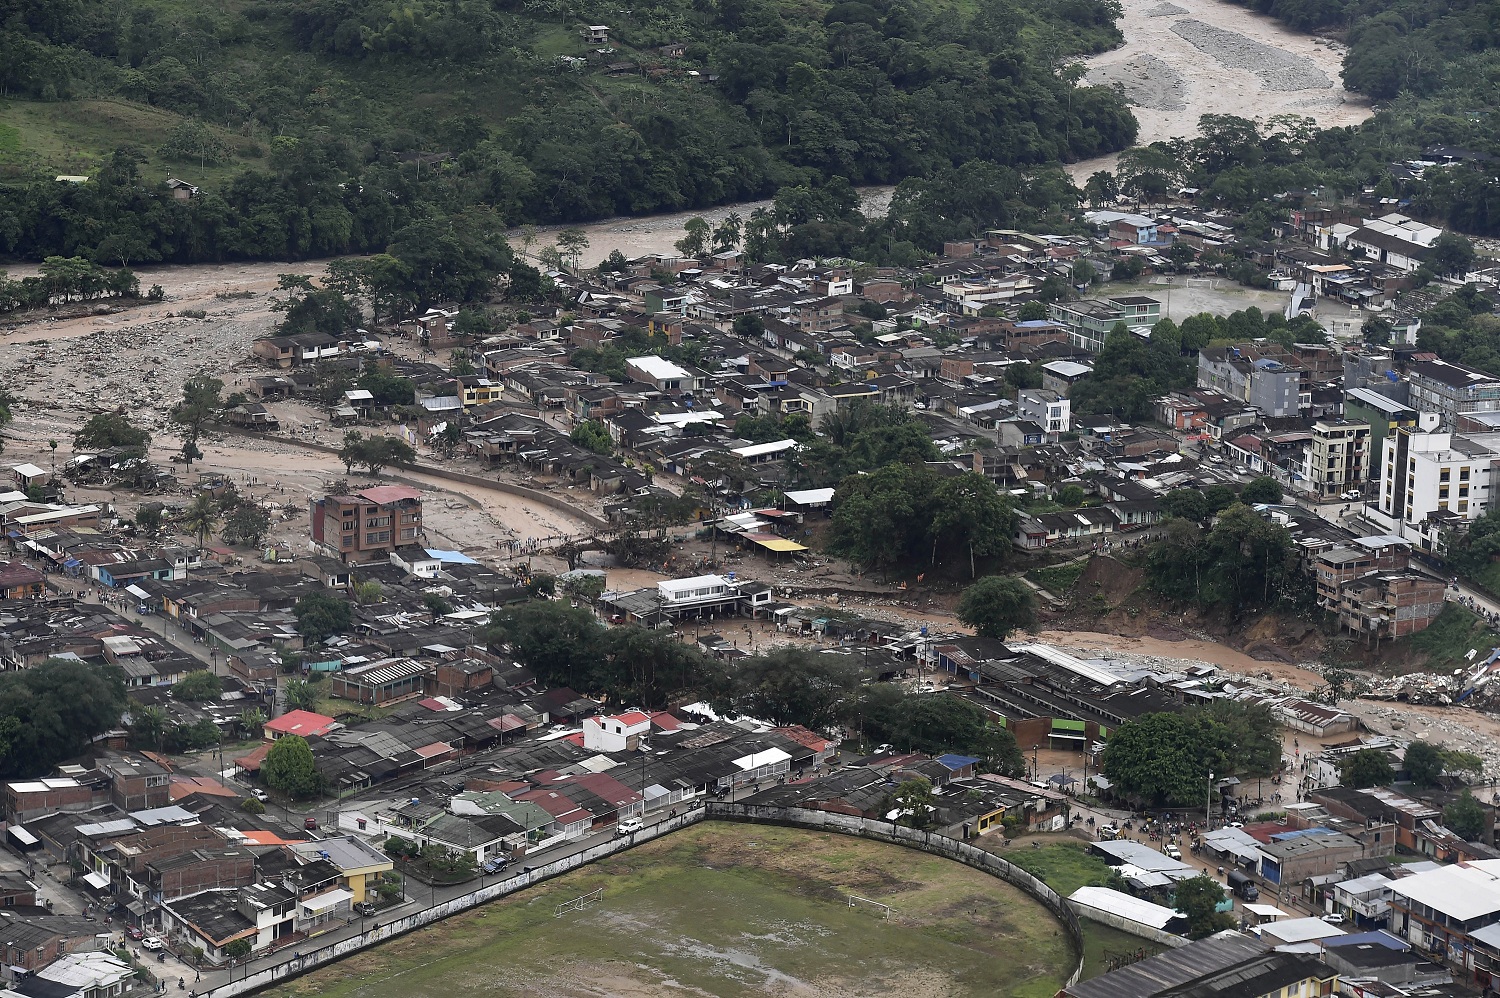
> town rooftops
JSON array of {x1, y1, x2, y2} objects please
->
[
  {"x1": 289, "y1": 834, "x2": 391, "y2": 871},
  {"x1": 264, "y1": 709, "x2": 338, "y2": 738},
  {"x1": 1408, "y1": 357, "x2": 1500, "y2": 389},
  {"x1": 1388, "y1": 858, "x2": 1500, "y2": 921},
  {"x1": 357, "y1": 485, "x2": 423, "y2": 505},
  {"x1": 1345, "y1": 387, "x2": 1416, "y2": 415},
  {"x1": 1060, "y1": 932, "x2": 1269, "y2": 998},
  {"x1": 626, "y1": 356, "x2": 692, "y2": 381}
]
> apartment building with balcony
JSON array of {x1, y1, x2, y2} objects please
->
[
  {"x1": 309, "y1": 486, "x2": 424, "y2": 563},
  {"x1": 1306, "y1": 419, "x2": 1370, "y2": 498}
]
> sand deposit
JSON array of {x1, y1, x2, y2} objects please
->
[
  {"x1": 1087, "y1": 54, "x2": 1187, "y2": 110},
  {"x1": 1068, "y1": 0, "x2": 1369, "y2": 180},
  {"x1": 1171, "y1": 19, "x2": 1331, "y2": 91}
]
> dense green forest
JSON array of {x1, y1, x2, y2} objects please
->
[{"x1": 0, "y1": 0, "x2": 1135, "y2": 264}]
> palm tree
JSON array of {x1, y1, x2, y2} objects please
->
[
  {"x1": 180, "y1": 493, "x2": 220, "y2": 550},
  {"x1": 133, "y1": 706, "x2": 169, "y2": 752},
  {"x1": 237, "y1": 709, "x2": 266, "y2": 740}
]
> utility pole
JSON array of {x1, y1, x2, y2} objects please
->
[{"x1": 1206, "y1": 772, "x2": 1214, "y2": 830}]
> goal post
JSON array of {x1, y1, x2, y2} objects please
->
[
  {"x1": 555, "y1": 887, "x2": 604, "y2": 917},
  {"x1": 847, "y1": 894, "x2": 894, "y2": 920}
]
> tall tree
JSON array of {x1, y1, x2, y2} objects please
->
[
  {"x1": 1404, "y1": 741, "x2": 1444, "y2": 788},
  {"x1": 262, "y1": 734, "x2": 322, "y2": 798},
  {"x1": 179, "y1": 492, "x2": 220, "y2": 550},
  {"x1": 0, "y1": 658, "x2": 127, "y2": 777},
  {"x1": 956, "y1": 576, "x2": 1037, "y2": 641}
]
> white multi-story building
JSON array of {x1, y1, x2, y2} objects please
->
[
  {"x1": 1017, "y1": 389, "x2": 1070, "y2": 440},
  {"x1": 1378, "y1": 429, "x2": 1500, "y2": 546}
]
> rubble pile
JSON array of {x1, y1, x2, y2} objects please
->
[
  {"x1": 1362, "y1": 672, "x2": 1460, "y2": 706},
  {"x1": 3, "y1": 308, "x2": 265, "y2": 428}
]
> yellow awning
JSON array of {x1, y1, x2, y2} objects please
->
[{"x1": 753, "y1": 537, "x2": 807, "y2": 552}]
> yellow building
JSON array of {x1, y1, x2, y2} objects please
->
[{"x1": 289, "y1": 835, "x2": 393, "y2": 903}]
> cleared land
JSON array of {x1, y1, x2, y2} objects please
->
[{"x1": 262, "y1": 823, "x2": 1076, "y2": 998}]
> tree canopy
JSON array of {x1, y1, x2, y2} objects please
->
[
  {"x1": 830, "y1": 467, "x2": 1015, "y2": 572},
  {"x1": 1445, "y1": 790, "x2": 1488, "y2": 841},
  {"x1": 0, "y1": 0, "x2": 1135, "y2": 267},
  {"x1": 1100, "y1": 702, "x2": 1282, "y2": 807},
  {"x1": 294, "y1": 590, "x2": 354, "y2": 643},
  {"x1": 485, "y1": 601, "x2": 720, "y2": 707},
  {"x1": 956, "y1": 576, "x2": 1037, "y2": 641},
  {"x1": 1342, "y1": 748, "x2": 1395, "y2": 789},
  {"x1": 0, "y1": 658, "x2": 127, "y2": 777},
  {"x1": 1146, "y1": 504, "x2": 1312, "y2": 616},
  {"x1": 262, "y1": 734, "x2": 322, "y2": 798},
  {"x1": 172, "y1": 669, "x2": 222, "y2": 702},
  {"x1": 1173, "y1": 875, "x2": 1235, "y2": 938}
]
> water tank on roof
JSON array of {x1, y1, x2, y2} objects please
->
[{"x1": 1386, "y1": 370, "x2": 1399, "y2": 381}]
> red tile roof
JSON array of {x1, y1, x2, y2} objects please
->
[
  {"x1": 264, "y1": 709, "x2": 338, "y2": 738},
  {"x1": 358, "y1": 485, "x2": 423, "y2": 505}
]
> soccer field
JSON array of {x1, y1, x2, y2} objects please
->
[{"x1": 264, "y1": 822, "x2": 1076, "y2": 998}]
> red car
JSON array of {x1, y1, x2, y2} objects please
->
[{"x1": 126, "y1": 926, "x2": 143, "y2": 941}]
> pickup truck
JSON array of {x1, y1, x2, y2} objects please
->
[{"x1": 615, "y1": 817, "x2": 643, "y2": 836}]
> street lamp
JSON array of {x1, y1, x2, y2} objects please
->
[{"x1": 1206, "y1": 772, "x2": 1214, "y2": 830}]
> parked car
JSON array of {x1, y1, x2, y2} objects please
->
[
  {"x1": 481, "y1": 858, "x2": 509, "y2": 875},
  {"x1": 126, "y1": 926, "x2": 144, "y2": 941},
  {"x1": 615, "y1": 817, "x2": 643, "y2": 836},
  {"x1": 1341, "y1": 490, "x2": 1362, "y2": 501},
  {"x1": 1164, "y1": 844, "x2": 1182, "y2": 860},
  {"x1": 354, "y1": 901, "x2": 377, "y2": 916},
  {"x1": 1321, "y1": 913, "x2": 1346, "y2": 924},
  {"x1": 141, "y1": 937, "x2": 164, "y2": 952},
  {"x1": 251, "y1": 789, "x2": 269, "y2": 802}
]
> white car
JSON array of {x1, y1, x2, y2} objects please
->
[
  {"x1": 1164, "y1": 844, "x2": 1182, "y2": 860},
  {"x1": 1321, "y1": 913, "x2": 1345, "y2": 924},
  {"x1": 1341, "y1": 490, "x2": 1362, "y2": 501},
  {"x1": 614, "y1": 817, "x2": 643, "y2": 836},
  {"x1": 141, "y1": 937, "x2": 165, "y2": 951},
  {"x1": 251, "y1": 789, "x2": 269, "y2": 802}
]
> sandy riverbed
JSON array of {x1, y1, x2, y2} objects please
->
[{"x1": 1069, "y1": 0, "x2": 1370, "y2": 181}]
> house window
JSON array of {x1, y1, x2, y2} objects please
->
[
  {"x1": 1462, "y1": 467, "x2": 1471, "y2": 480},
  {"x1": 1441, "y1": 469, "x2": 1450, "y2": 482}
]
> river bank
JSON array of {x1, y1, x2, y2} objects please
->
[{"x1": 1068, "y1": 0, "x2": 1370, "y2": 181}]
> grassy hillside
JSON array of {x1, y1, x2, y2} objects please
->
[{"x1": 0, "y1": 0, "x2": 1136, "y2": 263}]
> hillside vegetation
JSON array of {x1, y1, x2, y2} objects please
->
[{"x1": 0, "y1": 0, "x2": 1135, "y2": 263}]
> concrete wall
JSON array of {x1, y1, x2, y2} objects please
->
[
  {"x1": 201, "y1": 808, "x2": 707, "y2": 998},
  {"x1": 205, "y1": 804, "x2": 1084, "y2": 998},
  {"x1": 1065, "y1": 900, "x2": 1188, "y2": 949}
]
